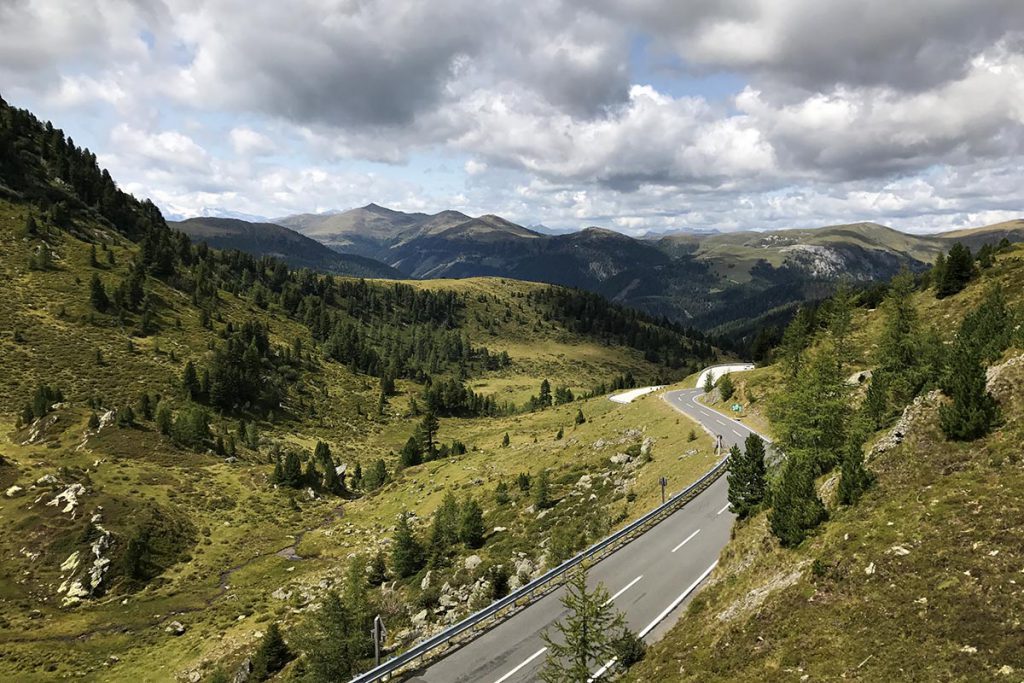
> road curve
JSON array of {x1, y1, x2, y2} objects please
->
[{"x1": 406, "y1": 387, "x2": 762, "y2": 683}]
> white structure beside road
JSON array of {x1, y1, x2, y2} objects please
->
[
  {"x1": 696, "y1": 363, "x2": 756, "y2": 390},
  {"x1": 609, "y1": 385, "x2": 666, "y2": 404}
]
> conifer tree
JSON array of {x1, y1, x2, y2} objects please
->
[
  {"x1": 428, "y1": 492, "x2": 460, "y2": 567},
  {"x1": 575, "y1": 409, "x2": 586, "y2": 425},
  {"x1": 251, "y1": 623, "x2": 292, "y2": 681},
  {"x1": 400, "y1": 435, "x2": 423, "y2": 467},
  {"x1": 416, "y1": 410, "x2": 439, "y2": 457},
  {"x1": 535, "y1": 469, "x2": 551, "y2": 509},
  {"x1": 281, "y1": 451, "x2": 304, "y2": 488},
  {"x1": 90, "y1": 273, "x2": 110, "y2": 312},
  {"x1": 702, "y1": 370, "x2": 715, "y2": 394},
  {"x1": 182, "y1": 361, "x2": 201, "y2": 400},
  {"x1": 495, "y1": 480, "x2": 510, "y2": 505},
  {"x1": 459, "y1": 497, "x2": 485, "y2": 549},
  {"x1": 768, "y1": 456, "x2": 827, "y2": 547},
  {"x1": 937, "y1": 242, "x2": 975, "y2": 298},
  {"x1": 727, "y1": 433, "x2": 767, "y2": 519},
  {"x1": 502, "y1": 432, "x2": 510, "y2": 447},
  {"x1": 541, "y1": 567, "x2": 625, "y2": 683},
  {"x1": 718, "y1": 373, "x2": 735, "y2": 401},
  {"x1": 392, "y1": 511, "x2": 424, "y2": 578},
  {"x1": 367, "y1": 549, "x2": 387, "y2": 586},
  {"x1": 297, "y1": 592, "x2": 355, "y2": 681},
  {"x1": 939, "y1": 329, "x2": 999, "y2": 441},
  {"x1": 538, "y1": 379, "x2": 553, "y2": 407},
  {"x1": 838, "y1": 428, "x2": 873, "y2": 505},
  {"x1": 155, "y1": 402, "x2": 173, "y2": 435}
]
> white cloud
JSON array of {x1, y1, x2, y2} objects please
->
[
  {"x1": 229, "y1": 127, "x2": 276, "y2": 156},
  {"x1": 1, "y1": 0, "x2": 1023, "y2": 233}
]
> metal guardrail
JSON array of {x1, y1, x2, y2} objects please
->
[{"x1": 350, "y1": 454, "x2": 731, "y2": 682}]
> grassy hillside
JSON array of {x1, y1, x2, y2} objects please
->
[
  {"x1": 0, "y1": 98, "x2": 723, "y2": 680},
  {"x1": 626, "y1": 245, "x2": 1024, "y2": 682}
]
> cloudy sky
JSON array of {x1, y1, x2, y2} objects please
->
[{"x1": 2, "y1": 0, "x2": 1024, "y2": 234}]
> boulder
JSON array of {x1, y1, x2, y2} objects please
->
[
  {"x1": 165, "y1": 621, "x2": 187, "y2": 636},
  {"x1": 420, "y1": 570, "x2": 433, "y2": 591},
  {"x1": 610, "y1": 453, "x2": 631, "y2": 465},
  {"x1": 5, "y1": 485, "x2": 24, "y2": 498},
  {"x1": 464, "y1": 555, "x2": 483, "y2": 572}
]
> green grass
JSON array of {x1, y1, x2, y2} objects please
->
[
  {"x1": 625, "y1": 247, "x2": 1024, "y2": 683},
  {"x1": 0, "y1": 197, "x2": 713, "y2": 681}
]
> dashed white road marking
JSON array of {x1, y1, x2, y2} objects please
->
[
  {"x1": 716, "y1": 504, "x2": 730, "y2": 515},
  {"x1": 671, "y1": 529, "x2": 701, "y2": 553},
  {"x1": 494, "y1": 647, "x2": 547, "y2": 683},
  {"x1": 604, "y1": 575, "x2": 643, "y2": 605}
]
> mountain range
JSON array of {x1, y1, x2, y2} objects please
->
[{"x1": 182, "y1": 203, "x2": 1024, "y2": 336}]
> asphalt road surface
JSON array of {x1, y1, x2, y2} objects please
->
[{"x1": 407, "y1": 386, "x2": 762, "y2": 682}]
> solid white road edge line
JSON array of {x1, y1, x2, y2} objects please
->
[
  {"x1": 493, "y1": 647, "x2": 547, "y2": 683},
  {"x1": 717, "y1": 503, "x2": 730, "y2": 515},
  {"x1": 671, "y1": 529, "x2": 701, "y2": 553},
  {"x1": 638, "y1": 561, "x2": 718, "y2": 639},
  {"x1": 588, "y1": 656, "x2": 619, "y2": 682},
  {"x1": 604, "y1": 575, "x2": 643, "y2": 606}
]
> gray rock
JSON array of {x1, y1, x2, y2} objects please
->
[
  {"x1": 165, "y1": 620, "x2": 186, "y2": 636},
  {"x1": 464, "y1": 555, "x2": 482, "y2": 572}
]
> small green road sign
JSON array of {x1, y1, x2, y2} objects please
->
[{"x1": 731, "y1": 403, "x2": 742, "y2": 412}]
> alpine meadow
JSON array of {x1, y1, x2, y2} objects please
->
[{"x1": 3, "y1": 2, "x2": 1024, "y2": 682}]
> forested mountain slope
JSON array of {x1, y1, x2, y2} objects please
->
[
  {"x1": 0, "y1": 96, "x2": 720, "y2": 681},
  {"x1": 170, "y1": 217, "x2": 402, "y2": 279},
  {"x1": 627, "y1": 243, "x2": 1024, "y2": 682}
]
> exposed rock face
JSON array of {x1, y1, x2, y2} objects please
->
[
  {"x1": 986, "y1": 354, "x2": 1024, "y2": 402},
  {"x1": 869, "y1": 390, "x2": 942, "y2": 459},
  {"x1": 47, "y1": 483, "x2": 86, "y2": 516},
  {"x1": 464, "y1": 555, "x2": 482, "y2": 572}
]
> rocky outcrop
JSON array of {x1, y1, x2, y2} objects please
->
[{"x1": 869, "y1": 390, "x2": 942, "y2": 459}]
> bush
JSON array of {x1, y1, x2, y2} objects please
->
[{"x1": 612, "y1": 627, "x2": 647, "y2": 668}]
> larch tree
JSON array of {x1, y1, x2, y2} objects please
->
[{"x1": 541, "y1": 566, "x2": 625, "y2": 683}]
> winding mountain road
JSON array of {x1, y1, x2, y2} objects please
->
[{"x1": 407, "y1": 382, "x2": 762, "y2": 682}]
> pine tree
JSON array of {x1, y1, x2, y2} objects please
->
[
  {"x1": 155, "y1": 402, "x2": 173, "y2": 435},
  {"x1": 251, "y1": 623, "x2": 292, "y2": 681},
  {"x1": 939, "y1": 330, "x2": 999, "y2": 441},
  {"x1": 90, "y1": 273, "x2": 110, "y2": 312},
  {"x1": 937, "y1": 242, "x2": 975, "y2": 298},
  {"x1": 428, "y1": 492, "x2": 460, "y2": 567},
  {"x1": 718, "y1": 373, "x2": 735, "y2": 401},
  {"x1": 702, "y1": 371, "x2": 715, "y2": 394},
  {"x1": 837, "y1": 429, "x2": 873, "y2": 505},
  {"x1": 555, "y1": 427, "x2": 563, "y2": 440},
  {"x1": 367, "y1": 549, "x2": 387, "y2": 586},
  {"x1": 541, "y1": 567, "x2": 625, "y2": 683},
  {"x1": 535, "y1": 469, "x2": 551, "y2": 509},
  {"x1": 281, "y1": 451, "x2": 304, "y2": 488},
  {"x1": 182, "y1": 361, "x2": 201, "y2": 400},
  {"x1": 400, "y1": 435, "x2": 423, "y2": 467},
  {"x1": 296, "y1": 592, "x2": 355, "y2": 681},
  {"x1": 769, "y1": 338, "x2": 849, "y2": 473},
  {"x1": 417, "y1": 410, "x2": 439, "y2": 457},
  {"x1": 575, "y1": 409, "x2": 586, "y2": 425},
  {"x1": 392, "y1": 511, "x2": 424, "y2": 578},
  {"x1": 539, "y1": 379, "x2": 552, "y2": 407},
  {"x1": 495, "y1": 480, "x2": 510, "y2": 504},
  {"x1": 459, "y1": 497, "x2": 485, "y2": 549},
  {"x1": 768, "y1": 456, "x2": 827, "y2": 547},
  {"x1": 502, "y1": 432, "x2": 510, "y2": 448},
  {"x1": 116, "y1": 404, "x2": 135, "y2": 428},
  {"x1": 727, "y1": 433, "x2": 767, "y2": 519},
  {"x1": 87, "y1": 412, "x2": 100, "y2": 430},
  {"x1": 89, "y1": 244, "x2": 99, "y2": 267}
]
